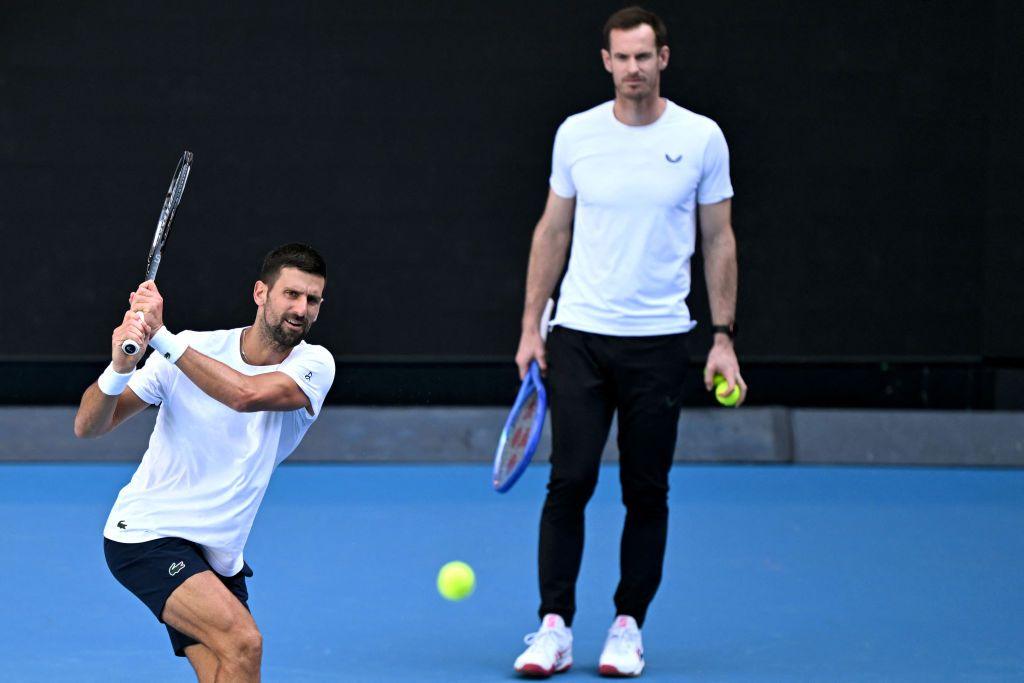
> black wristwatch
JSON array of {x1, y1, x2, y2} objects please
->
[{"x1": 711, "y1": 323, "x2": 736, "y2": 340}]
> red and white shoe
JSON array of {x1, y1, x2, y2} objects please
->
[
  {"x1": 514, "y1": 614, "x2": 573, "y2": 678},
  {"x1": 598, "y1": 615, "x2": 645, "y2": 677}
]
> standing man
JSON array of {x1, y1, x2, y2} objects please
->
[
  {"x1": 75, "y1": 243, "x2": 334, "y2": 682},
  {"x1": 512, "y1": 8, "x2": 746, "y2": 678}
]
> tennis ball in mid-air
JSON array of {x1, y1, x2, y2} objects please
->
[
  {"x1": 714, "y1": 374, "x2": 741, "y2": 407},
  {"x1": 437, "y1": 561, "x2": 475, "y2": 601}
]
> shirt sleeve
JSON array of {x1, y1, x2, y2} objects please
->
[
  {"x1": 278, "y1": 345, "x2": 336, "y2": 420},
  {"x1": 548, "y1": 123, "x2": 576, "y2": 199},
  {"x1": 127, "y1": 351, "x2": 172, "y2": 405},
  {"x1": 697, "y1": 123, "x2": 735, "y2": 205}
]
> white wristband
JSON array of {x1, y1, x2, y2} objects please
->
[
  {"x1": 149, "y1": 327, "x2": 189, "y2": 364},
  {"x1": 97, "y1": 363, "x2": 134, "y2": 396}
]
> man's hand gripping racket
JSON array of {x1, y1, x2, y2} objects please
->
[
  {"x1": 121, "y1": 151, "x2": 192, "y2": 355},
  {"x1": 493, "y1": 300, "x2": 554, "y2": 492}
]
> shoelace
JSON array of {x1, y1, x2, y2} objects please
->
[
  {"x1": 605, "y1": 627, "x2": 641, "y2": 655},
  {"x1": 523, "y1": 628, "x2": 564, "y2": 657}
]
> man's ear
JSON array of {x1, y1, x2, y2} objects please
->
[{"x1": 253, "y1": 280, "x2": 268, "y2": 306}]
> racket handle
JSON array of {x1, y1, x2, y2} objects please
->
[{"x1": 120, "y1": 311, "x2": 146, "y2": 356}]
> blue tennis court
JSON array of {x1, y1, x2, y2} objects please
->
[{"x1": 2, "y1": 463, "x2": 1022, "y2": 681}]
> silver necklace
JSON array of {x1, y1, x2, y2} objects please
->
[{"x1": 240, "y1": 327, "x2": 252, "y2": 364}]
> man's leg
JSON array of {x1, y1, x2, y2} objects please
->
[
  {"x1": 611, "y1": 333, "x2": 689, "y2": 626},
  {"x1": 163, "y1": 571, "x2": 263, "y2": 682},
  {"x1": 539, "y1": 327, "x2": 616, "y2": 626},
  {"x1": 184, "y1": 643, "x2": 220, "y2": 683}
]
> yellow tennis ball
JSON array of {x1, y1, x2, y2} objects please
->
[
  {"x1": 712, "y1": 373, "x2": 727, "y2": 387},
  {"x1": 437, "y1": 561, "x2": 475, "y2": 601},
  {"x1": 716, "y1": 380, "x2": 741, "y2": 407}
]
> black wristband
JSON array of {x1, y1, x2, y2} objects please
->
[{"x1": 711, "y1": 323, "x2": 736, "y2": 340}]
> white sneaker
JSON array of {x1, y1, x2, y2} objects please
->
[
  {"x1": 513, "y1": 613, "x2": 573, "y2": 677},
  {"x1": 598, "y1": 615, "x2": 645, "y2": 677}
]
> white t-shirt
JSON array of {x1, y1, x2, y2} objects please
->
[
  {"x1": 549, "y1": 99, "x2": 734, "y2": 336},
  {"x1": 103, "y1": 328, "x2": 335, "y2": 576}
]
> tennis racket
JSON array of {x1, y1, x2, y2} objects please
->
[
  {"x1": 122, "y1": 150, "x2": 193, "y2": 355},
  {"x1": 492, "y1": 299, "x2": 554, "y2": 493},
  {"x1": 492, "y1": 361, "x2": 548, "y2": 493}
]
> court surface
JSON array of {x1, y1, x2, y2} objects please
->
[{"x1": 1, "y1": 463, "x2": 1022, "y2": 682}]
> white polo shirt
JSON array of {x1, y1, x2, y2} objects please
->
[
  {"x1": 103, "y1": 327, "x2": 335, "y2": 576},
  {"x1": 548, "y1": 99, "x2": 734, "y2": 336}
]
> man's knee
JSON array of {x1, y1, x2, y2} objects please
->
[
  {"x1": 245, "y1": 623, "x2": 263, "y2": 650},
  {"x1": 621, "y1": 482, "x2": 668, "y2": 516},
  {"x1": 215, "y1": 623, "x2": 262, "y2": 670},
  {"x1": 546, "y1": 469, "x2": 599, "y2": 507},
  {"x1": 233, "y1": 625, "x2": 263, "y2": 662}
]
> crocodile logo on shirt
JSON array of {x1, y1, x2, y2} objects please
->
[
  {"x1": 116, "y1": 520, "x2": 127, "y2": 529},
  {"x1": 169, "y1": 561, "x2": 186, "y2": 576},
  {"x1": 665, "y1": 153, "x2": 683, "y2": 163}
]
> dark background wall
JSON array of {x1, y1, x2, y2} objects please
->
[{"x1": 2, "y1": 1, "x2": 1022, "y2": 405}]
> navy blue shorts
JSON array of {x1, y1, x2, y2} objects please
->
[{"x1": 104, "y1": 536, "x2": 253, "y2": 657}]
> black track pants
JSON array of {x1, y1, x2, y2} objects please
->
[{"x1": 538, "y1": 326, "x2": 689, "y2": 628}]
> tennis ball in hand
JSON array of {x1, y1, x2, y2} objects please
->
[
  {"x1": 437, "y1": 561, "x2": 475, "y2": 601},
  {"x1": 713, "y1": 374, "x2": 740, "y2": 407}
]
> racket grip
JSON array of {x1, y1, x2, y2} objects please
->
[{"x1": 120, "y1": 311, "x2": 146, "y2": 356}]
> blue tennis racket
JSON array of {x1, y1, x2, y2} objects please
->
[{"x1": 492, "y1": 361, "x2": 548, "y2": 493}]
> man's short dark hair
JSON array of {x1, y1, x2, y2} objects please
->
[
  {"x1": 259, "y1": 243, "x2": 326, "y2": 288},
  {"x1": 603, "y1": 7, "x2": 669, "y2": 50}
]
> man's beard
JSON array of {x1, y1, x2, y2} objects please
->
[
  {"x1": 262, "y1": 309, "x2": 308, "y2": 349},
  {"x1": 618, "y1": 77, "x2": 652, "y2": 101}
]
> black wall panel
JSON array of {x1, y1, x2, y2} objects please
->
[{"x1": 1, "y1": 1, "x2": 1020, "y2": 364}]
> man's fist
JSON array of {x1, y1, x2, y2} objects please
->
[
  {"x1": 130, "y1": 280, "x2": 165, "y2": 333},
  {"x1": 112, "y1": 309, "x2": 151, "y2": 372}
]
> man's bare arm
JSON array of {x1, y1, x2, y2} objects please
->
[
  {"x1": 515, "y1": 189, "x2": 575, "y2": 378},
  {"x1": 74, "y1": 386, "x2": 150, "y2": 438},
  {"x1": 174, "y1": 349, "x2": 311, "y2": 414},
  {"x1": 129, "y1": 281, "x2": 312, "y2": 414},
  {"x1": 700, "y1": 199, "x2": 737, "y2": 330},
  {"x1": 699, "y1": 198, "x2": 747, "y2": 403},
  {"x1": 74, "y1": 310, "x2": 153, "y2": 438}
]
